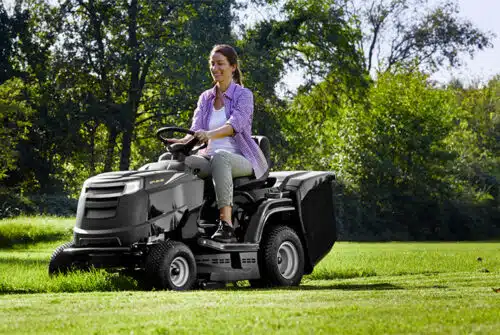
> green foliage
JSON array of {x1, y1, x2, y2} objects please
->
[
  {"x1": 257, "y1": 0, "x2": 367, "y2": 90},
  {"x1": 0, "y1": 189, "x2": 78, "y2": 219},
  {"x1": 0, "y1": 78, "x2": 33, "y2": 180},
  {"x1": 282, "y1": 67, "x2": 499, "y2": 239},
  {"x1": 0, "y1": 2, "x2": 14, "y2": 84},
  {"x1": 342, "y1": 69, "x2": 458, "y2": 198},
  {"x1": 242, "y1": 0, "x2": 369, "y2": 168},
  {"x1": 446, "y1": 77, "x2": 500, "y2": 203}
]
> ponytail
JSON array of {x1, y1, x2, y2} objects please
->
[{"x1": 233, "y1": 67, "x2": 243, "y2": 86}]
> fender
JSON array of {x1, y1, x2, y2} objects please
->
[{"x1": 243, "y1": 198, "x2": 297, "y2": 243}]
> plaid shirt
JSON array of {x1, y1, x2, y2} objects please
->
[{"x1": 190, "y1": 82, "x2": 269, "y2": 178}]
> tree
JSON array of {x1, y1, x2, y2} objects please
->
[
  {"x1": 348, "y1": 0, "x2": 493, "y2": 73},
  {"x1": 56, "y1": 0, "x2": 237, "y2": 172},
  {"x1": 446, "y1": 76, "x2": 500, "y2": 203},
  {"x1": 0, "y1": 2, "x2": 14, "y2": 84},
  {"x1": 233, "y1": 0, "x2": 368, "y2": 167},
  {"x1": 0, "y1": 78, "x2": 33, "y2": 181},
  {"x1": 5, "y1": 0, "x2": 69, "y2": 194}
]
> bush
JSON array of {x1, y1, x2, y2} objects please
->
[
  {"x1": 0, "y1": 190, "x2": 36, "y2": 219},
  {"x1": 0, "y1": 190, "x2": 77, "y2": 219},
  {"x1": 334, "y1": 181, "x2": 500, "y2": 241},
  {"x1": 28, "y1": 194, "x2": 78, "y2": 217}
]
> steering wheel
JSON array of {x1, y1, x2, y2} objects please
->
[{"x1": 156, "y1": 126, "x2": 207, "y2": 156}]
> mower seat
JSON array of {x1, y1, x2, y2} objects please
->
[{"x1": 233, "y1": 136, "x2": 271, "y2": 190}]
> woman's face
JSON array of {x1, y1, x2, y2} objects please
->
[{"x1": 210, "y1": 52, "x2": 235, "y2": 85}]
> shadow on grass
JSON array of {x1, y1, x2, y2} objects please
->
[
  {"x1": 305, "y1": 269, "x2": 377, "y2": 280},
  {"x1": 300, "y1": 283, "x2": 403, "y2": 291},
  {"x1": 227, "y1": 282, "x2": 452, "y2": 292},
  {"x1": 226, "y1": 283, "x2": 405, "y2": 291}
]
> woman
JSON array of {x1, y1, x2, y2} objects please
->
[{"x1": 169, "y1": 44, "x2": 268, "y2": 243}]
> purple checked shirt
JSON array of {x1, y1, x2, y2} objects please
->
[{"x1": 190, "y1": 82, "x2": 269, "y2": 179}]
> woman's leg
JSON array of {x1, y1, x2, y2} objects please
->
[
  {"x1": 210, "y1": 150, "x2": 253, "y2": 241},
  {"x1": 184, "y1": 155, "x2": 211, "y2": 178}
]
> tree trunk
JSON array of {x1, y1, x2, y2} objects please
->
[
  {"x1": 104, "y1": 124, "x2": 118, "y2": 172},
  {"x1": 119, "y1": 0, "x2": 140, "y2": 171},
  {"x1": 119, "y1": 105, "x2": 136, "y2": 171},
  {"x1": 88, "y1": 123, "x2": 96, "y2": 176}
]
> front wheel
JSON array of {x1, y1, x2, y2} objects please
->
[
  {"x1": 145, "y1": 240, "x2": 197, "y2": 291},
  {"x1": 48, "y1": 242, "x2": 75, "y2": 276},
  {"x1": 257, "y1": 225, "x2": 305, "y2": 287}
]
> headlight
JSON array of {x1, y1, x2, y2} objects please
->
[{"x1": 123, "y1": 179, "x2": 143, "y2": 194}]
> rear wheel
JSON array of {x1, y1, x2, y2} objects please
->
[
  {"x1": 145, "y1": 240, "x2": 197, "y2": 291},
  {"x1": 255, "y1": 225, "x2": 305, "y2": 287},
  {"x1": 48, "y1": 242, "x2": 75, "y2": 276}
]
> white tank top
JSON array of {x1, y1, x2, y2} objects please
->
[{"x1": 207, "y1": 105, "x2": 242, "y2": 156}]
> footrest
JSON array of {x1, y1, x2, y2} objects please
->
[
  {"x1": 197, "y1": 238, "x2": 259, "y2": 252},
  {"x1": 198, "y1": 220, "x2": 217, "y2": 229},
  {"x1": 197, "y1": 220, "x2": 217, "y2": 236}
]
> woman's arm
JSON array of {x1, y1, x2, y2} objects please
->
[
  {"x1": 190, "y1": 93, "x2": 206, "y2": 133},
  {"x1": 208, "y1": 124, "x2": 234, "y2": 139},
  {"x1": 194, "y1": 124, "x2": 234, "y2": 143},
  {"x1": 226, "y1": 88, "x2": 253, "y2": 134}
]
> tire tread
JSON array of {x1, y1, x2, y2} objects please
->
[
  {"x1": 257, "y1": 225, "x2": 305, "y2": 287},
  {"x1": 48, "y1": 241, "x2": 75, "y2": 275},
  {"x1": 145, "y1": 240, "x2": 196, "y2": 290}
]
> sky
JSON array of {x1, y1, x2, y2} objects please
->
[{"x1": 431, "y1": 0, "x2": 500, "y2": 85}]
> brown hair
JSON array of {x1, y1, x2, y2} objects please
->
[{"x1": 210, "y1": 44, "x2": 243, "y2": 86}]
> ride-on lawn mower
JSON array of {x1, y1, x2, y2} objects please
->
[{"x1": 49, "y1": 127, "x2": 337, "y2": 290}]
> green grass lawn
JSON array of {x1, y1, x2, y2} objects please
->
[{"x1": 0, "y1": 216, "x2": 499, "y2": 334}]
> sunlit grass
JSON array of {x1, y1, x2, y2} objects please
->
[
  {"x1": 0, "y1": 216, "x2": 73, "y2": 248},
  {"x1": 0, "y1": 216, "x2": 499, "y2": 334},
  {"x1": 307, "y1": 241, "x2": 500, "y2": 278},
  {"x1": 0, "y1": 272, "x2": 499, "y2": 335},
  {"x1": 1, "y1": 216, "x2": 499, "y2": 294}
]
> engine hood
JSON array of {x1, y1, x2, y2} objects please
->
[{"x1": 85, "y1": 170, "x2": 200, "y2": 192}]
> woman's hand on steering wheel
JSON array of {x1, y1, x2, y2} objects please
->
[
  {"x1": 165, "y1": 137, "x2": 189, "y2": 144},
  {"x1": 194, "y1": 131, "x2": 210, "y2": 144},
  {"x1": 156, "y1": 127, "x2": 207, "y2": 156},
  {"x1": 164, "y1": 138, "x2": 180, "y2": 144}
]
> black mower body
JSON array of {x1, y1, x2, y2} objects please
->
[{"x1": 74, "y1": 170, "x2": 204, "y2": 247}]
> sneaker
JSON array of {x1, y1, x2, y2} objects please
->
[{"x1": 211, "y1": 220, "x2": 237, "y2": 243}]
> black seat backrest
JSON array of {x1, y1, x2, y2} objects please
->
[
  {"x1": 252, "y1": 135, "x2": 272, "y2": 169},
  {"x1": 233, "y1": 135, "x2": 271, "y2": 190}
]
